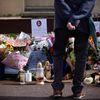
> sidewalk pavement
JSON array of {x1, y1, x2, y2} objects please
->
[{"x1": 0, "y1": 80, "x2": 100, "y2": 100}]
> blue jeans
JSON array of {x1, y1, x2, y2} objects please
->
[{"x1": 51, "y1": 28, "x2": 89, "y2": 94}]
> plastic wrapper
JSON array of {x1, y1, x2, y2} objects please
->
[
  {"x1": 16, "y1": 31, "x2": 31, "y2": 40},
  {"x1": 1, "y1": 52, "x2": 28, "y2": 70},
  {"x1": 0, "y1": 45, "x2": 6, "y2": 61},
  {"x1": 12, "y1": 39, "x2": 26, "y2": 47},
  {"x1": 27, "y1": 50, "x2": 47, "y2": 69}
]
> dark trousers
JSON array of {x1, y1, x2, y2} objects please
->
[
  {"x1": 52, "y1": 28, "x2": 89, "y2": 94},
  {"x1": 0, "y1": 62, "x2": 5, "y2": 80}
]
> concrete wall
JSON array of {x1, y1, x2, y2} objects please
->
[
  {"x1": 0, "y1": 0, "x2": 24, "y2": 16},
  {"x1": 93, "y1": 0, "x2": 100, "y2": 16},
  {"x1": 25, "y1": 0, "x2": 53, "y2": 7}
]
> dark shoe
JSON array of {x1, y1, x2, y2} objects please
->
[
  {"x1": 73, "y1": 92, "x2": 85, "y2": 99},
  {"x1": 53, "y1": 90, "x2": 62, "y2": 98}
]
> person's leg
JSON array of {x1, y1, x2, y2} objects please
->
[
  {"x1": 72, "y1": 31, "x2": 89, "y2": 94},
  {"x1": 51, "y1": 28, "x2": 68, "y2": 91},
  {"x1": 0, "y1": 62, "x2": 5, "y2": 80}
]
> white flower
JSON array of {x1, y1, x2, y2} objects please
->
[{"x1": 84, "y1": 77, "x2": 93, "y2": 85}]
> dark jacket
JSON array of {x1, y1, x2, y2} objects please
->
[{"x1": 54, "y1": 0, "x2": 96, "y2": 33}]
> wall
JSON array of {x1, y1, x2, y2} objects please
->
[
  {"x1": 25, "y1": 0, "x2": 53, "y2": 7},
  {"x1": 93, "y1": 0, "x2": 100, "y2": 17},
  {"x1": 0, "y1": 18, "x2": 54, "y2": 34},
  {"x1": 0, "y1": 0, "x2": 24, "y2": 16}
]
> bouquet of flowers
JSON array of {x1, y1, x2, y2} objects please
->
[{"x1": 2, "y1": 52, "x2": 28, "y2": 70}]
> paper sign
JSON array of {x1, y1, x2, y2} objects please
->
[
  {"x1": 31, "y1": 18, "x2": 47, "y2": 37},
  {"x1": 94, "y1": 21, "x2": 100, "y2": 32}
]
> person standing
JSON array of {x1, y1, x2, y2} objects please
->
[{"x1": 52, "y1": 0, "x2": 96, "y2": 99}]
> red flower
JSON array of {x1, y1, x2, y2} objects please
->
[
  {"x1": 49, "y1": 47, "x2": 54, "y2": 54},
  {"x1": 96, "y1": 32, "x2": 100, "y2": 37}
]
